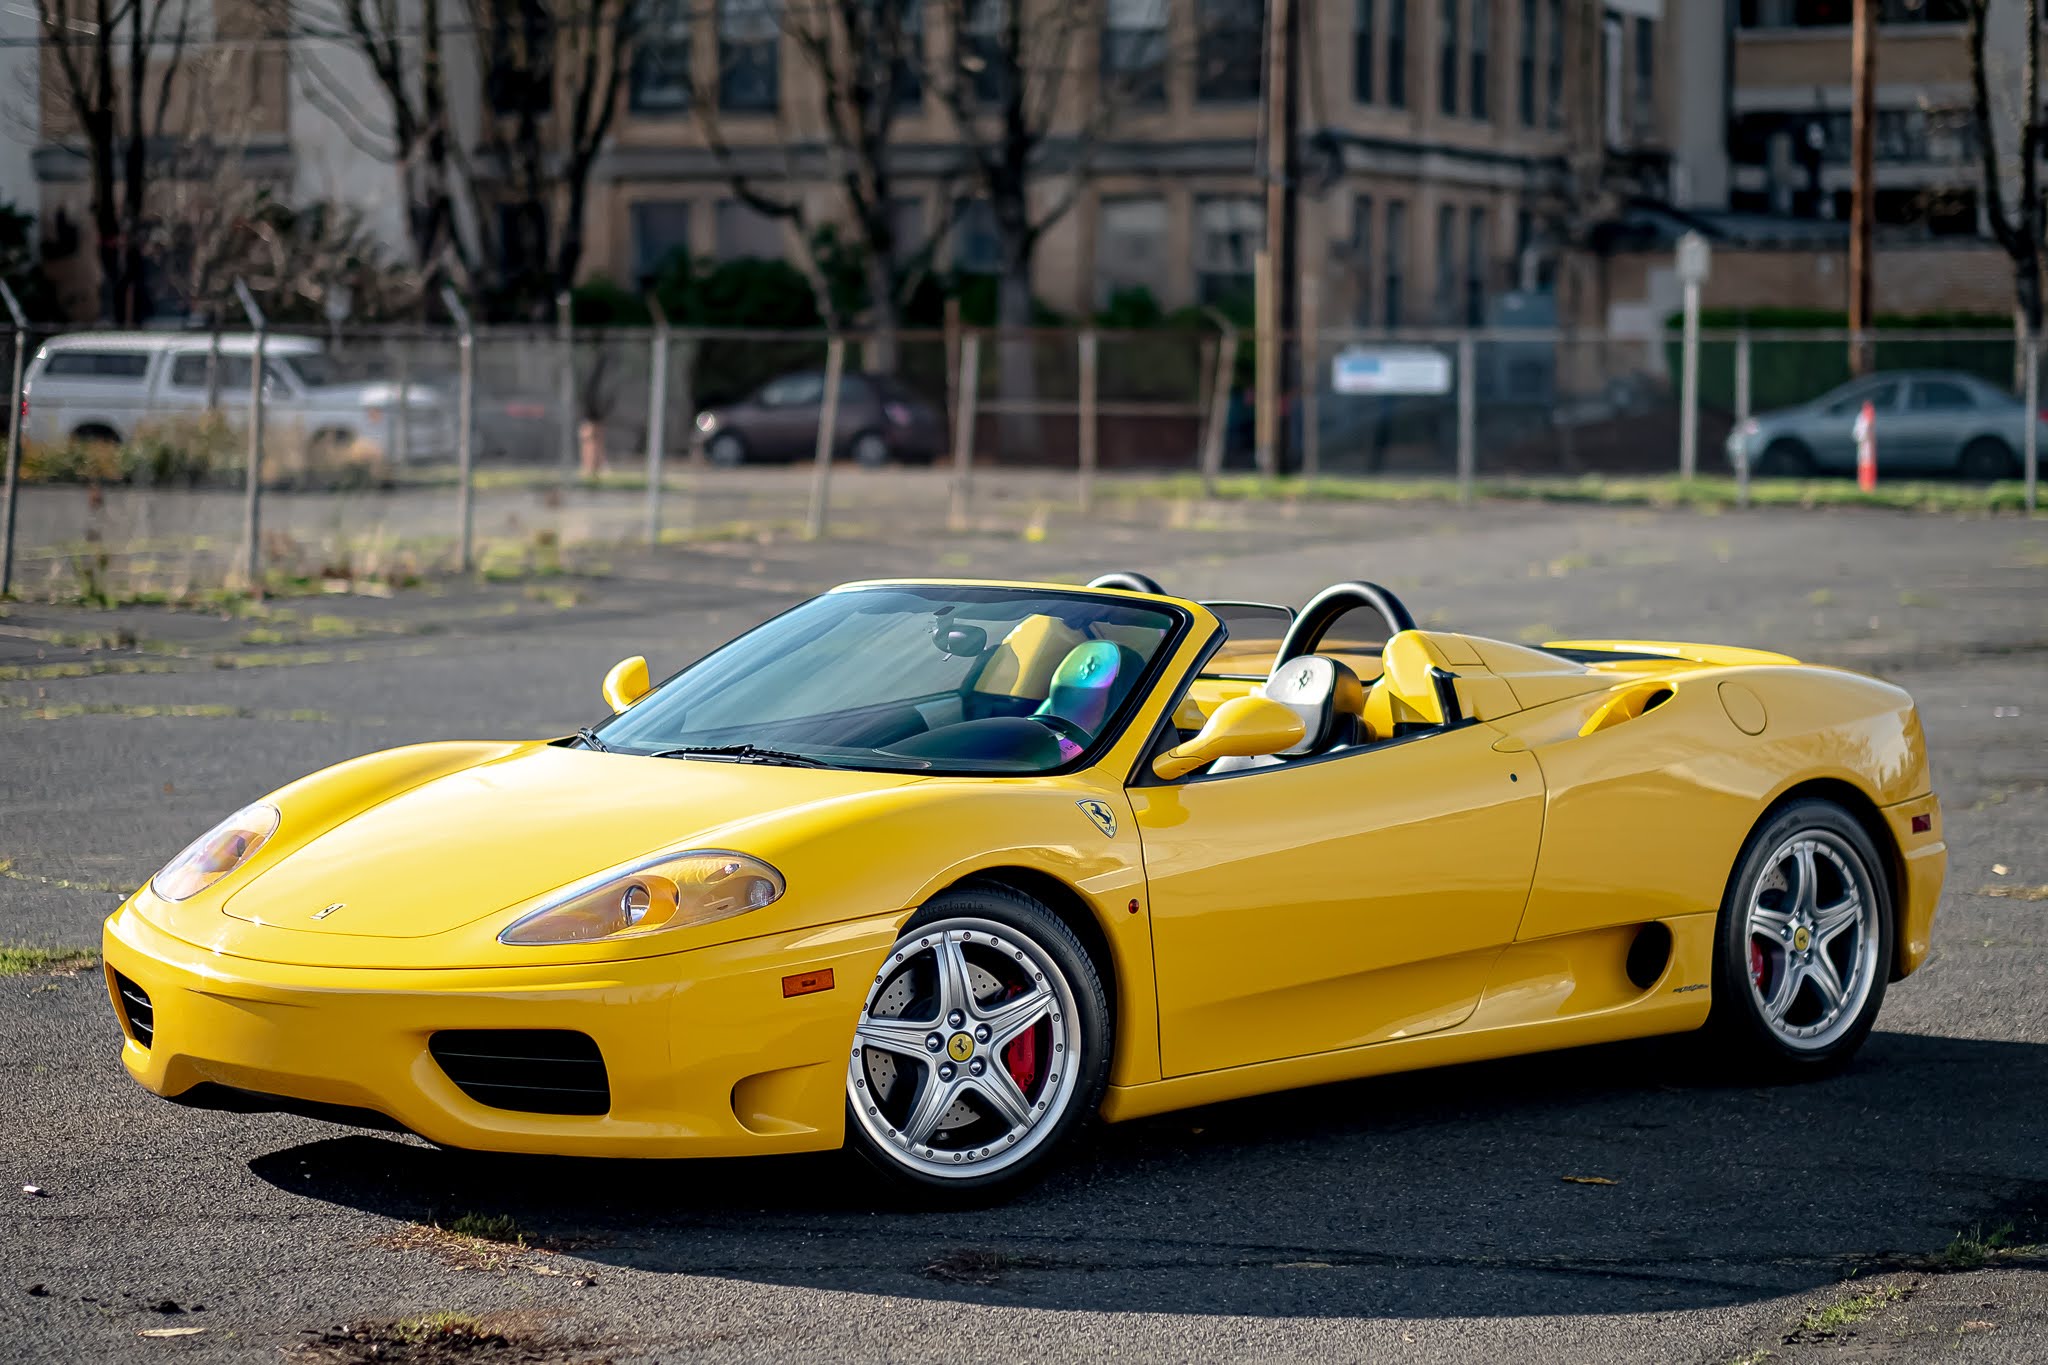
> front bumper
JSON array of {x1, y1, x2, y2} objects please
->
[
  {"x1": 102, "y1": 903, "x2": 899, "y2": 1158},
  {"x1": 1883, "y1": 793, "x2": 1946, "y2": 978}
]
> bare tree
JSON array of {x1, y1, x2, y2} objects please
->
[
  {"x1": 1966, "y1": 0, "x2": 2043, "y2": 335},
  {"x1": 36, "y1": 0, "x2": 200, "y2": 321},
  {"x1": 316, "y1": 0, "x2": 637, "y2": 316},
  {"x1": 695, "y1": 0, "x2": 953, "y2": 369}
]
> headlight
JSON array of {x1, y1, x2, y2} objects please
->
[
  {"x1": 498, "y1": 850, "x2": 785, "y2": 946},
  {"x1": 150, "y1": 803, "x2": 280, "y2": 902},
  {"x1": 695, "y1": 411, "x2": 717, "y2": 432}
]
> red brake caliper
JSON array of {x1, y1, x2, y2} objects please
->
[
  {"x1": 999, "y1": 984, "x2": 1039, "y2": 1093},
  {"x1": 1749, "y1": 939, "x2": 1766, "y2": 990}
]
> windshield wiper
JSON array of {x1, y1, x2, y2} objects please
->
[
  {"x1": 574, "y1": 726, "x2": 611, "y2": 753},
  {"x1": 646, "y1": 743, "x2": 831, "y2": 768}
]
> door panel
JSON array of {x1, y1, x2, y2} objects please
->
[{"x1": 1135, "y1": 722, "x2": 1544, "y2": 1078}]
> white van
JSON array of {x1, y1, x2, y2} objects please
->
[{"x1": 22, "y1": 332, "x2": 456, "y2": 464}]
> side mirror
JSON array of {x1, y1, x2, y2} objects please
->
[
  {"x1": 1152, "y1": 694, "x2": 1305, "y2": 782},
  {"x1": 602, "y1": 655, "x2": 652, "y2": 714}
]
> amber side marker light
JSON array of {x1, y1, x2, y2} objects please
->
[
  {"x1": 1912, "y1": 813, "x2": 1933, "y2": 834},
  {"x1": 782, "y1": 969, "x2": 835, "y2": 998}
]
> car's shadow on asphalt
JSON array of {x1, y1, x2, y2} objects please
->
[{"x1": 252, "y1": 1030, "x2": 2048, "y2": 1319}]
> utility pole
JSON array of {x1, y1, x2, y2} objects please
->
[
  {"x1": 1848, "y1": 0, "x2": 1876, "y2": 375},
  {"x1": 1255, "y1": 0, "x2": 1296, "y2": 478}
]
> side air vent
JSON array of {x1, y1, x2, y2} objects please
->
[
  {"x1": 112, "y1": 970, "x2": 155, "y2": 1048},
  {"x1": 428, "y1": 1029, "x2": 610, "y2": 1116},
  {"x1": 1626, "y1": 922, "x2": 1674, "y2": 991},
  {"x1": 1578, "y1": 683, "x2": 1676, "y2": 738}
]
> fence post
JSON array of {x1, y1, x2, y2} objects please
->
[
  {"x1": 2027, "y1": 336, "x2": 2040, "y2": 516},
  {"x1": 1679, "y1": 285, "x2": 1702, "y2": 481},
  {"x1": 0, "y1": 281, "x2": 26, "y2": 599},
  {"x1": 806, "y1": 336, "x2": 847, "y2": 540},
  {"x1": 1735, "y1": 329, "x2": 1753, "y2": 509},
  {"x1": 1299, "y1": 284, "x2": 1320, "y2": 481},
  {"x1": 645, "y1": 298, "x2": 671, "y2": 546},
  {"x1": 393, "y1": 337, "x2": 412, "y2": 469},
  {"x1": 556, "y1": 289, "x2": 576, "y2": 480},
  {"x1": 949, "y1": 332, "x2": 982, "y2": 531},
  {"x1": 205, "y1": 314, "x2": 223, "y2": 414},
  {"x1": 1077, "y1": 329, "x2": 1098, "y2": 512},
  {"x1": 233, "y1": 279, "x2": 267, "y2": 596},
  {"x1": 1200, "y1": 326, "x2": 1238, "y2": 497},
  {"x1": 1456, "y1": 334, "x2": 1476, "y2": 504},
  {"x1": 441, "y1": 284, "x2": 477, "y2": 574}
]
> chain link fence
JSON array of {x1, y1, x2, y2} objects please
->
[{"x1": 1, "y1": 316, "x2": 2038, "y2": 602}]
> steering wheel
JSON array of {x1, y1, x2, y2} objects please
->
[
  {"x1": 1086, "y1": 571, "x2": 1166, "y2": 594},
  {"x1": 1275, "y1": 581, "x2": 1419, "y2": 665}
]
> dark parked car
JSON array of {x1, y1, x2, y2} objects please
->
[
  {"x1": 1726, "y1": 370, "x2": 2041, "y2": 480},
  {"x1": 693, "y1": 370, "x2": 945, "y2": 467}
]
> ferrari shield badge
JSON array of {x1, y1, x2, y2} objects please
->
[{"x1": 1077, "y1": 799, "x2": 1118, "y2": 839}]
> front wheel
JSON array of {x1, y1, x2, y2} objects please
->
[
  {"x1": 1958, "y1": 436, "x2": 2017, "y2": 482},
  {"x1": 849, "y1": 431, "x2": 891, "y2": 468},
  {"x1": 844, "y1": 884, "x2": 1110, "y2": 1196},
  {"x1": 1705, "y1": 798, "x2": 1892, "y2": 1075}
]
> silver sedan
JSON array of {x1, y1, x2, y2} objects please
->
[{"x1": 1725, "y1": 370, "x2": 2040, "y2": 480}]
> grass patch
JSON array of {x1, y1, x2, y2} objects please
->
[
  {"x1": 440, "y1": 1211, "x2": 525, "y2": 1245},
  {"x1": 0, "y1": 944, "x2": 101, "y2": 976},
  {"x1": 1792, "y1": 1282, "x2": 1908, "y2": 1340},
  {"x1": 1111, "y1": 473, "x2": 2044, "y2": 515},
  {"x1": 1939, "y1": 1222, "x2": 2024, "y2": 1270}
]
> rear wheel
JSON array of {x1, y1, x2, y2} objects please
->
[
  {"x1": 1705, "y1": 798, "x2": 1891, "y2": 1076},
  {"x1": 849, "y1": 431, "x2": 890, "y2": 468},
  {"x1": 1958, "y1": 436, "x2": 2017, "y2": 482},
  {"x1": 1755, "y1": 438, "x2": 1814, "y2": 478},
  {"x1": 707, "y1": 432, "x2": 747, "y2": 467},
  {"x1": 844, "y1": 885, "x2": 1110, "y2": 1196}
]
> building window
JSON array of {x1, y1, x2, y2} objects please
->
[
  {"x1": 1350, "y1": 195, "x2": 1374, "y2": 326},
  {"x1": 630, "y1": 201, "x2": 692, "y2": 282},
  {"x1": 1383, "y1": 200, "x2": 1406, "y2": 325},
  {"x1": 631, "y1": 0, "x2": 692, "y2": 112},
  {"x1": 952, "y1": 199, "x2": 1003, "y2": 274},
  {"x1": 891, "y1": 0, "x2": 924, "y2": 110},
  {"x1": 1434, "y1": 204, "x2": 1458, "y2": 321},
  {"x1": 1096, "y1": 196, "x2": 1169, "y2": 307},
  {"x1": 1439, "y1": 0, "x2": 1459, "y2": 117},
  {"x1": 1516, "y1": 0, "x2": 1534, "y2": 125},
  {"x1": 1601, "y1": 10, "x2": 1623, "y2": 146},
  {"x1": 1354, "y1": 0, "x2": 1375, "y2": 103},
  {"x1": 1465, "y1": 205, "x2": 1487, "y2": 325},
  {"x1": 1633, "y1": 16, "x2": 1654, "y2": 139},
  {"x1": 1103, "y1": 0, "x2": 1168, "y2": 103},
  {"x1": 888, "y1": 198, "x2": 926, "y2": 265},
  {"x1": 716, "y1": 199, "x2": 785, "y2": 260},
  {"x1": 1470, "y1": 0, "x2": 1489, "y2": 120},
  {"x1": 1738, "y1": 1, "x2": 1966, "y2": 27},
  {"x1": 719, "y1": 0, "x2": 779, "y2": 113},
  {"x1": 1198, "y1": 0, "x2": 1264, "y2": 103},
  {"x1": 1388, "y1": 0, "x2": 1408, "y2": 107},
  {"x1": 486, "y1": 0, "x2": 554, "y2": 114},
  {"x1": 1545, "y1": 0, "x2": 1562, "y2": 129},
  {"x1": 1194, "y1": 196, "x2": 1262, "y2": 307},
  {"x1": 965, "y1": 0, "x2": 1010, "y2": 105}
]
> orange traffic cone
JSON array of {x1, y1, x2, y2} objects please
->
[{"x1": 1854, "y1": 400, "x2": 1877, "y2": 492}]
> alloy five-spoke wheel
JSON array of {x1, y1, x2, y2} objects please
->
[
  {"x1": 1709, "y1": 798, "x2": 1892, "y2": 1073},
  {"x1": 844, "y1": 887, "x2": 1109, "y2": 1192}
]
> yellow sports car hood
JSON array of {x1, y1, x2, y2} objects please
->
[{"x1": 140, "y1": 742, "x2": 925, "y2": 965}]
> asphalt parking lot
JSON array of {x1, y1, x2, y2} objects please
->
[{"x1": 2, "y1": 492, "x2": 2045, "y2": 1363}]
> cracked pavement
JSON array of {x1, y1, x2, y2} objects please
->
[{"x1": 2, "y1": 488, "x2": 2045, "y2": 1362}]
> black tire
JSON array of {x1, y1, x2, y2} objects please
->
[
  {"x1": 848, "y1": 430, "x2": 891, "y2": 468},
  {"x1": 844, "y1": 883, "x2": 1112, "y2": 1200},
  {"x1": 1755, "y1": 438, "x2": 1815, "y2": 478},
  {"x1": 1957, "y1": 436, "x2": 2018, "y2": 482},
  {"x1": 1704, "y1": 797, "x2": 1893, "y2": 1078},
  {"x1": 72, "y1": 424, "x2": 121, "y2": 447},
  {"x1": 707, "y1": 431, "x2": 747, "y2": 468}
]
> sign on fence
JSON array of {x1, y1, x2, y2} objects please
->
[{"x1": 1332, "y1": 347, "x2": 1452, "y2": 396}]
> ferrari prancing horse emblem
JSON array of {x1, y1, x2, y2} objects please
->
[
  {"x1": 312, "y1": 903, "x2": 346, "y2": 921},
  {"x1": 947, "y1": 1032, "x2": 976, "y2": 1062},
  {"x1": 1077, "y1": 799, "x2": 1117, "y2": 839}
]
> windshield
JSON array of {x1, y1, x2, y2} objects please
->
[
  {"x1": 593, "y1": 586, "x2": 1186, "y2": 773},
  {"x1": 281, "y1": 352, "x2": 375, "y2": 388}
]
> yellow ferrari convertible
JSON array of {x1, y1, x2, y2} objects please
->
[{"x1": 103, "y1": 574, "x2": 1945, "y2": 1194}]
